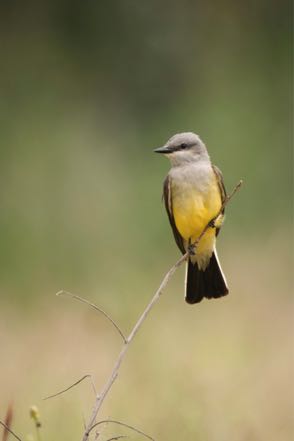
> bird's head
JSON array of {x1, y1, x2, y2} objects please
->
[{"x1": 154, "y1": 132, "x2": 209, "y2": 166}]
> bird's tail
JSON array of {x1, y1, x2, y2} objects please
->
[{"x1": 185, "y1": 250, "x2": 229, "y2": 304}]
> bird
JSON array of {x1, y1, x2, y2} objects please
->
[{"x1": 154, "y1": 132, "x2": 229, "y2": 304}]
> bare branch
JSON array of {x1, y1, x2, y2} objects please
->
[
  {"x1": 43, "y1": 374, "x2": 96, "y2": 400},
  {"x1": 88, "y1": 420, "x2": 154, "y2": 440},
  {"x1": 56, "y1": 291, "x2": 127, "y2": 343},
  {"x1": 224, "y1": 179, "x2": 243, "y2": 207},
  {"x1": 105, "y1": 436, "x2": 127, "y2": 441},
  {"x1": 81, "y1": 257, "x2": 186, "y2": 441},
  {"x1": 0, "y1": 421, "x2": 22, "y2": 441},
  {"x1": 192, "y1": 179, "x2": 243, "y2": 248},
  {"x1": 79, "y1": 180, "x2": 242, "y2": 440}
]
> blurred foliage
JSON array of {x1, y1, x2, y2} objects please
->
[
  {"x1": 0, "y1": 0, "x2": 292, "y2": 306},
  {"x1": 0, "y1": 2, "x2": 292, "y2": 440}
]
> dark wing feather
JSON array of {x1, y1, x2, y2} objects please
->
[
  {"x1": 212, "y1": 165, "x2": 227, "y2": 236},
  {"x1": 163, "y1": 176, "x2": 186, "y2": 254}
]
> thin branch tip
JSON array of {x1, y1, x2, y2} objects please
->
[
  {"x1": 55, "y1": 290, "x2": 64, "y2": 297},
  {"x1": 230, "y1": 179, "x2": 243, "y2": 195},
  {"x1": 43, "y1": 374, "x2": 94, "y2": 401},
  {"x1": 89, "y1": 420, "x2": 155, "y2": 441},
  {"x1": 55, "y1": 290, "x2": 127, "y2": 343},
  {"x1": 106, "y1": 437, "x2": 128, "y2": 441}
]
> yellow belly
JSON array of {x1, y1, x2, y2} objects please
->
[{"x1": 172, "y1": 179, "x2": 222, "y2": 268}]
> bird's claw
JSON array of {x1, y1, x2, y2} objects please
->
[
  {"x1": 188, "y1": 243, "x2": 196, "y2": 256},
  {"x1": 208, "y1": 218, "x2": 216, "y2": 228}
]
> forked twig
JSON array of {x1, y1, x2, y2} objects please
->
[
  {"x1": 43, "y1": 374, "x2": 97, "y2": 400},
  {"x1": 56, "y1": 291, "x2": 127, "y2": 343},
  {"x1": 89, "y1": 420, "x2": 154, "y2": 440},
  {"x1": 77, "y1": 180, "x2": 242, "y2": 440},
  {"x1": 0, "y1": 421, "x2": 22, "y2": 441}
]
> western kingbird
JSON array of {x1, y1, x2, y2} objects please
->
[{"x1": 154, "y1": 132, "x2": 228, "y2": 304}]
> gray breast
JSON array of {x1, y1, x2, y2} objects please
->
[{"x1": 169, "y1": 161, "x2": 213, "y2": 194}]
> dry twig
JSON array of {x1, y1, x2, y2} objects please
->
[
  {"x1": 43, "y1": 374, "x2": 97, "y2": 400},
  {"x1": 56, "y1": 291, "x2": 126, "y2": 343},
  {"x1": 89, "y1": 420, "x2": 154, "y2": 440},
  {"x1": 0, "y1": 421, "x2": 22, "y2": 441},
  {"x1": 105, "y1": 437, "x2": 127, "y2": 441},
  {"x1": 56, "y1": 180, "x2": 242, "y2": 441}
]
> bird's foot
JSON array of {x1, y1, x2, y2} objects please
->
[
  {"x1": 188, "y1": 243, "x2": 196, "y2": 256},
  {"x1": 208, "y1": 218, "x2": 216, "y2": 229}
]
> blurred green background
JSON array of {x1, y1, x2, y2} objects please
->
[{"x1": 0, "y1": 1, "x2": 292, "y2": 440}]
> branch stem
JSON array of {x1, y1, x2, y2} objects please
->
[
  {"x1": 89, "y1": 420, "x2": 155, "y2": 440},
  {"x1": 43, "y1": 374, "x2": 97, "y2": 400},
  {"x1": 0, "y1": 421, "x2": 22, "y2": 441},
  {"x1": 80, "y1": 180, "x2": 242, "y2": 440}
]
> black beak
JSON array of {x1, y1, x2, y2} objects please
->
[{"x1": 153, "y1": 145, "x2": 172, "y2": 154}]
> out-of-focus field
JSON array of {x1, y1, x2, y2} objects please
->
[
  {"x1": 0, "y1": 234, "x2": 293, "y2": 440},
  {"x1": 0, "y1": 1, "x2": 292, "y2": 440}
]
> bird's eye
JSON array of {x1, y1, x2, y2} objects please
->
[{"x1": 180, "y1": 143, "x2": 188, "y2": 149}]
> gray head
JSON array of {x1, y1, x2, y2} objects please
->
[{"x1": 154, "y1": 132, "x2": 209, "y2": 166}]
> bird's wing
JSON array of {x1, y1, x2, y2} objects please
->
[
  {"x1": 212, "y1": 164, "x2": 227, "y2": 236},
  {"x1": 163, "y1": 176, "x2": 186, "y2": 254}
]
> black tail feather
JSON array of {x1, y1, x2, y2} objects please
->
[{"x1": 185, "y1": 252, "x2": 229, "y2": 304}]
